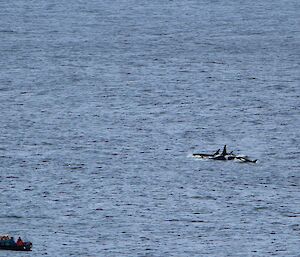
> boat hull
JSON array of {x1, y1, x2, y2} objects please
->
[{"x1": 0, "y1": 245, "x2": 32, "y2": 251}]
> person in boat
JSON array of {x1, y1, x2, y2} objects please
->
[
  {"x1": 16, "y1": 237, "x2": 24, "y2": 247},
  {"x1": 0, "y1": 235, "x2": 9, "y2": 240},
  {"x1": 9, "y1": 236, "x2": 15, "y2": 245}
]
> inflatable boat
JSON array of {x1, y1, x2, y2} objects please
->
[{"x1": 0, "y1": 235, "x2": 32, "y2": 251}]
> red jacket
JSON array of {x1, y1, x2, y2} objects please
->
[{"x1": 16, "y1": 239, "x2": 24, "y2": 247}]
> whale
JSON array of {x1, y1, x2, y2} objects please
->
[
  {"x1": 211, "y1": 145, "x2": 230, "y2": 160},
  {"x1": 193, "y1": 145, "x2": 257, "y2": 163},
  {"x1": 192, "y1": 149, "x2": 220, "y2": 159},
  {"x1": 234, "y1": 156, "x2": 257, "y2": 163}
]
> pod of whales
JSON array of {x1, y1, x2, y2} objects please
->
[{"x1": 193, "y1": 145, "x2": 257, "y2": 163}]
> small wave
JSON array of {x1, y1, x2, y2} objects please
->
[
  {"x1": 64, "y1": 163, "x2": 85, "y2": 170},
  {"x1": 0, "y1": 215, "x2": 23, "y2": 219},
  {"x1": 165, "y1": 219, "x2": 205, "y2": 223},
  {"x1": 6, "y1": 176, "x2": 19, "y2": 179},
  {"x1": 0, "y1": 30, "x2": 15, "y2": 33},
  {"x1": 190, "y1": 195, "x2": 217, "y2": 200},
  {"x1": 281, "y1": 212, "x2": 300, "y2": 218}
]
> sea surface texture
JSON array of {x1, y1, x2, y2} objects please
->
[{"x1": 0, "y1": 0, "x2": 299, "y2": 256}]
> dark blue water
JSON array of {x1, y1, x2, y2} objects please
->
[{"x1": 1, "y1": 0, "x2": 299, "y2": 256}]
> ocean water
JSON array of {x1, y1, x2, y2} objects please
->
[{"x1": 0, "y1": 0, "x2": 299, "y2": 256}]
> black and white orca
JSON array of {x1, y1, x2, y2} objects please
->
[
  {"x1": 192, "y1": 149, "x2": 220, "y2": 159},
  {"x1": 193, "y1": 145, "x2": 257, "y2": 163},
  {"x1": 233, "y1": 156, "x2": 257, "y2": 163}
]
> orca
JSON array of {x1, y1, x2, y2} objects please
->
[
  {"x1": 234, "y1": 156, "x2": 257, "y2": 163},
  {"x1": 192, "y1": 148, "x2": 220, "y2": 159},
  {"x1": 221, "y1": 145, "x2": 227, "y2": 156},
  {"x1": 211, "y1": 145, "x2": 230, "y2": 160},
  {"x1": 193, "y1": 145, "x2": 257, "y2": 163}
]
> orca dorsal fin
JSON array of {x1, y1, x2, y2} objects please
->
[
  {"x1": 213, "y1": 149, "x2": 220, "y2": 155},
  {"x1": 221, "y1": 145, "x2": 227, "y2": 156}
]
